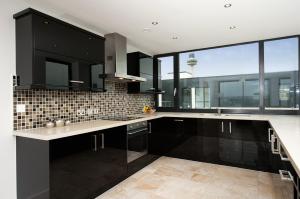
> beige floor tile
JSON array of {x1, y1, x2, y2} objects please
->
[{"x1": 96, "y1": 157, "x2": 293, "y2": 199}]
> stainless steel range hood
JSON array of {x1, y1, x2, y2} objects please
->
[{"x1": 105, "y1": 33, "x2": 146, "y2": 82}]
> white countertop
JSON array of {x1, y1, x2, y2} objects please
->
[{"x1": 13, "y1": 112, "x2": 300, "y2": 176}]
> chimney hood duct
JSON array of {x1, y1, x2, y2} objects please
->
[{"x1": 104, "y1": 33, "x2": 146, "y2": 82}]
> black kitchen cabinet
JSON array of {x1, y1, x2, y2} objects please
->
[
  {"x1": 17, "y1": 126, "x2": 127, "y2": 199},
  {"x1": 199, "y1": 119, "x2": 272, "y2": 171},
  {"x1": 149, "y1": 117, "x2": 276, "y2": 173},
  {"x1": 148, "y1": 117, "x2": 198, "y2": 160},
  {"x1": 149, "y1": 118, "x2": 185, "y2": 156},
  {"x1": 14, "y1": 8, "x2": 105, "y2": 91},
  {"x1": 127, "y1": 52, "x2": 154, "y2": 93}
]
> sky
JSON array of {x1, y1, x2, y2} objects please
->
[{"x1": 158, "y1": 37, "x2": 298, "y2": 80}]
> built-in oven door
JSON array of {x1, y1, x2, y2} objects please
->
[{"x1": 127, "y1": 127, "x2": 148, "y2": 163}]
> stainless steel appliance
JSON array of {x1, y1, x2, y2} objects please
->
[
  {"x1": 100, "y1": 115, "x2": 145, "y2": 121},
  {"x1": 127, "y1": 121, "x2": 149, "y2": 163},
  {"x1": 104, "y1": 33, "x2": 146, "y2": 82}
]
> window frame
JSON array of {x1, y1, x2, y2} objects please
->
[{"x1": 153, "y1": 35, "x2": 300, "y2": 115}]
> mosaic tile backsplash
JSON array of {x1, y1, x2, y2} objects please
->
[{"x1": 13, "y1": 81, "x2": 154, "y2": 130}]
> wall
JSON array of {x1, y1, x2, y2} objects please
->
[
  {"x1": 14, "y1": 82, "x2": 154, "y2": 130},
  {"x1": 0, "y1": 1, "x2": 27, "y2": 198}
]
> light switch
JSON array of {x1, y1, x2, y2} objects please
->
[{"x1": 16, "y1": 104, "x2": 26, "y2": 113}]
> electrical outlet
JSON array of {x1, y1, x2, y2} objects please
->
[
  {"x1": 16, "y1": 104, "x2": 26, "y2": 113},
  {"x1": 93, "y1": 109, "x2": 99, "y2": 114},
  {"x1": 86, "y1": 109, "x2": 93, "y2": 115},
  {"x1": 76, "y1": 109, "x2": 85, "y2": 116}
]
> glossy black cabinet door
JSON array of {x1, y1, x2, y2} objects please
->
[
  {"x1": 33, "y1": 14, "x2": 72, "y2": 56},
  {"x1": 197, "y1": 119, "x2": 221, "y2": 163},
  {"x1": 50, "y1": 126, "x2": 127, "y2": 199},
  {"x1": 14, "y1": 8, "x2": 105, "y2": 91},
  {"x1": 196, "y1": 119, "x2": 274, "y2": 172},
  {"x1": 127, "y1": 52, "x2": 154, "y2": 93},
  {"x1": 166, "y1": 118, "x2": 198, "y2": 160},
  {"x1": 148, "y1": 118, "x2": 188, "y2": 156}
]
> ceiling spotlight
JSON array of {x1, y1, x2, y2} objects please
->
[
  {"x1": 172, "y1": 36, "x2": 178, "y2": 40},
  {"x1": 229, "y1": 26, "x2": 236, "y2": 30},
  {"x1": 131, "y1": 79, "x2": 136, "y2": 82},
  {"x1": 224, "y1": 3, "x2": 232, "y2": 8},
  {"x1": 152, "y1": 21, "x2": 159, "y2": 25},
  {"x1": 143, "y1": 28, "x2": 151, "y2": 32}
]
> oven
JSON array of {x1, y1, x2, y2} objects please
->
[{"x1": 127, "y1": 121, "x2": 149, "y2": 163}]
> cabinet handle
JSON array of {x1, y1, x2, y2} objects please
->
[
  {"x1": 221, "y1": 121, "x2": 224, "y2": 133},
  {"x1": 268, "y1": 128, "x2": 273, "y2": 142},
  {"x1": 101, "y1": 134, "x2": 104, "y2": 149},
  {"x1": 271, "y1": 134, "x2": 279, "y2": 154},
  {"x1": 279, "y1": 143, "x2": 289, "y2": 161},
  {"x1": 174, "y1": 88, "x2": 177, "y2": 96},
  {"x1": 229, "y1": 122, "x2": 232, "y2": 134},
  {"x1": 70, "y1": 80, "x2": 84, "y2": 84},
  {"x1": 128, "y1": 128, "x2": 148, "y2": 135},
  {"x1": 92, "y1": 135, "x2": 97, "y2": 152},
  {"x1": 174, "y1": 119, "x2": 184, "y2": 122},
  {"x1": 149, "y1": 122, "x2": 152, "y2": 134},
  {"x1": 279, "y1": 170, "x2": 294, "y2": 182}
]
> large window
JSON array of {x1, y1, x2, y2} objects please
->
[
  {"x1": 155, "y1": 36, "x2": 299, "y2": 113},
  {"x1": 179, "y1": 43, "x2": 259, "y2": 109},
  {"x1": 264, "y1": 37, "x2": 299, "y2": 110}
]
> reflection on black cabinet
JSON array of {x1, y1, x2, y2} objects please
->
[
  {"x1": 199, "y1": 119, "x2": 272, "y2": 171},
  {"x1": 148, "y1": 118, "x2": 187, "y2": 156},
  {"x1": 127, "y1": 52, "x2": 154, "y2": 93},
  {"x1": 50, "y1": 127, "x2": 127, "y2": 199},
  {"x1": 17, "y1": 126, "x2": 127, "y2": 199},
  {"x1": 149, "y1": 118, "x2": 276, "y2": 173},
  {"x1": 14, "y1": 8, "x2": 105, "y2": 91}
]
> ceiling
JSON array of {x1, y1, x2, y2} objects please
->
[{"x1": 25, "y1": 0, "x2": 300, "y2": 55}]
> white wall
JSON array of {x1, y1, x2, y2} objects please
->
[
  {"x1": 0, "y1": 1, "x2": 150, "y2": 198},
  {"x1": 0, "y1": 1, "x2": 29, "y2": 198}
]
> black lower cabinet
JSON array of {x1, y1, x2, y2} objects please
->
[
  {"x1": 17, "y1": 126, "x2": 127, "y2": 199},
  {"x1": 148, "y1": 118, "x2": 184, "y2": 156},
  {"x1": 149, "y1": 117, "x2": 279, "y2": 173}
]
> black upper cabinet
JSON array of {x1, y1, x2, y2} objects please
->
[
  {"x1": 14, "y1": 8, "x2": 105, "y2": 91},
  {"x1": 127, "y1": 52, "x2": 154, "y2": 93}
]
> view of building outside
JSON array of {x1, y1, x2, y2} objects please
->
[
  {"x1": 157, "y1": 37, "x2": 299, "y2": 110},
  {"x1": 179, "y1": 42, "x2": 260, "y2": 109},
  {"x1": 264, "y1": 37, "x2": 299, "y2": 109}
]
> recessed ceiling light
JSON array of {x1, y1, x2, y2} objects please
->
[
  {"x1": 143, "y1": 28, "x2": 151, "y2": 32},
  {"x1": 229, "y1": 26, "x2": 236, "y2": 30},
  {"x1": 152, "y1": 21, "x2": 159, "y2": 25},
  {"x1": 224, "y1": 3, "x2": 232, "y2": 8},
  {"x1": 172, "y1": 36, "x2": 178, "y2": 40},
  {"x1": 131, "y1": 79, "x2": 136, "y2": 82}
]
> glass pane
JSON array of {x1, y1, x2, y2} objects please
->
[
  {"x1": 140, "y1": 58, "x2": 153, "y2": 75},
  {"x1": 264, "y1": 37, "x2": 299, "y2": 109},
  {"x1": 91, "y1": 64, "x2": 104, "y2": 90},
  {"x1": 157, "y1": 56, "x2": 174, "y2": 107},
  {"x1": 46, "y1": 60, "x2": 69, "y2": 89},
  {"x1": 220, "y1": 81, "x2": 243, "y2": 107},
  {"x1": 179, "y1": 43, "x2": 259, "y2": 109}
]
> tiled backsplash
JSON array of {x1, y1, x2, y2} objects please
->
[{"x1": 13, "y1": 81, "x2": 154, "y2": 130}]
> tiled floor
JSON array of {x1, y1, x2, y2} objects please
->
[{"x1": 96, "y1": 156, "x2": 293, "y2": 199}]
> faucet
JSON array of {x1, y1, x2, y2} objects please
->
[{"x1": 217, "y1": 108, "x2": 222, "y2": 116}]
